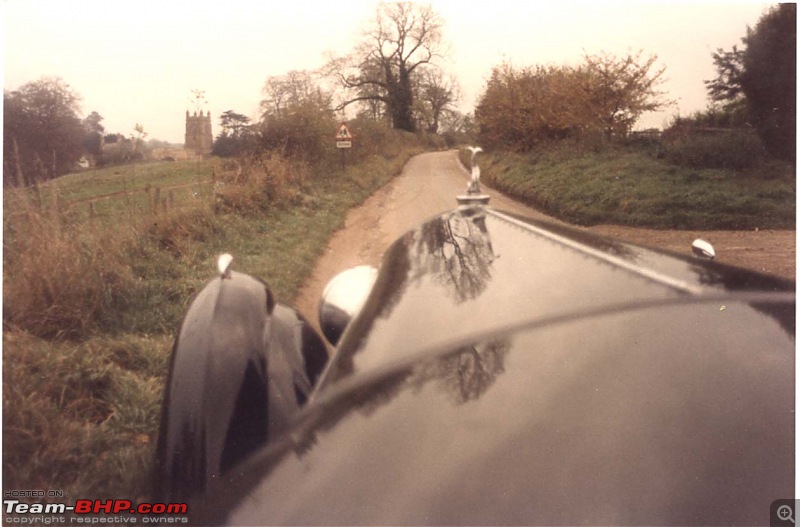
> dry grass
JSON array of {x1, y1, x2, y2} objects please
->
[
  {"x1": 3, "y1": 198, "x2": 138, "y2": 339},
  {"x1": 213, "y1": 153, "x2": 310, "y2": 212}
]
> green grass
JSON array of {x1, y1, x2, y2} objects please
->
[
  {"x1": 4, "y1": 160, "x2": 216, "y2": 228},
  {"x1": 41, "y1": 160, "x2": 213, "y2": 202},
  {"x1": 467, "y1": 147, "x2": 795, "y2": 230},
  {"x1": 3, "y1": 331, "x2": 170, "y2": 500},
  {"x1": 3, "y1": 142, "x2": 422, "y2": 503}
]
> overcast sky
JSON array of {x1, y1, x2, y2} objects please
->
[{"x1": 3, "y1": 1, "x2": 772, "y2": 144}]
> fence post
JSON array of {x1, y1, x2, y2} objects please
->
[
  {"x1": 153, "y1": 187, "x2": 161, "y2": 218},
  {"x1": 12, "y1": 137, "x2": 26, "y2": 188},
  {"x1": 50, "y1": 184, "x2": 61, "y2": 233},
  {"x1": 146, "y1": 183, "x2": 153, "y2": 215}
]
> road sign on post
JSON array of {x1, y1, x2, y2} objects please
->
[
  {"x1": 335, "y1": 123, "x2": 353, "y2": 149},
  {"x1": 335, "y1": 123, "x2": 353, "y2": 167}
]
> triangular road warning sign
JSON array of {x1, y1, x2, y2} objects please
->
[{"x1": 336, "y1": 123, "x2": 353, "y2": 140}]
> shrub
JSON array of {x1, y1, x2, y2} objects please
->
[
  {"x1": 662, "y1": 129, "x2": 768, "y2": 170},
  {"x1": 213, "y1": 153, "x2": 309, "y2": 213}
]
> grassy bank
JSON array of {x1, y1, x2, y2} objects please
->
[
  {"x1": 464, "y1": 146, "x2": 795, "y2": 230},
  {"x1": 3, "y1": 139, "x2": 423, "y2": 501}
]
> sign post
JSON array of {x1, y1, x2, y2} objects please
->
[{"x1": 335, "y1": 123, "x2": 353, "y2": 169}]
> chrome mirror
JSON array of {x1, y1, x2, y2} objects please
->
[
  {"x1": 319, "y1": 266, "x2": 378, "y2": 345},
  {"x1": 691, "y1": 239, "x2": 716, "y2": 260}
]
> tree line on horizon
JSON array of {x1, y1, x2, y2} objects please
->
[{"x1": 3, "y1": 2, "x2": 795, "y2": 187}]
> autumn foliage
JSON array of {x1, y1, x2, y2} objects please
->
[{"x1": 475, "y1": 52, "x2": 672, "y2": 151}]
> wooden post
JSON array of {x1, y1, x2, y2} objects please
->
[
  {"x1": 153, "y1": 187, "x2": 161, "y2": 217},
  {"x1": 12, "y1": 137, "x2": 26, "y2": 188},
  {"x1": 32, "y1": 182, "x2": 43, "y2": 211},
  {"x1": 50, "y1": 183, "x2": 61, "y2": 233}
]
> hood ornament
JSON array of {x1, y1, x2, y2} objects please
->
[{"x1": 457, "y1": 146, "x2": 490, "y2": 206}]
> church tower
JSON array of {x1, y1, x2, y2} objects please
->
[{"x1": 185, "y1": 110, "x2": 213, "y2": 155}]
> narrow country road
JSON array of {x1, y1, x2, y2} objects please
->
[
  {"x1": 294, "y1": 150, "x2": 795, "y2": 328},
  {"x1": 292, "y1": 149, "x2": 560, "y2": 326}
]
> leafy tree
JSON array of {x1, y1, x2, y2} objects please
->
[
  {"x1": 82, "y1": 111, "x2": 105, "y2": 159},
  {"x1": 580, "y1": 52, "x2": 672, "y2": 140},
  {"x1": 740, "y1": 3, "x2": 795, "y2": 161},
  {"x1": 219, "y1": 110, "x2": 251, "y2": 136},
  {"x1": 212, "y1": 110, "x2": 253, "y2": 157},
  {"x1": 704, "y1": 4, "x2": 795, "y2": 161},
  {"x1": 130, "y1": 123, "x2": 148, "y2": 160},
  {"x1": 475, "y1": 52, "x2": 671, "y2": 150},
  {"x1": 476, "y1": 63, "x2": 579, "y2": 150},
  {"x1": 83, "y1": 111, "x2": 104, "y2": 135},
  {"x1": 325, "y1": 2, "x2": 445, "y2": 132},
  {"x1": 3, "y1": 77, "x2": 85, "y2": 186},
  {"x1": 705, "y1": 46, "x2": 746, "y2": 105}
]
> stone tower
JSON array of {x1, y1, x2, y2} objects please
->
[{"x1": 185, "y1": 110, "x2": 213, "y2": 155}]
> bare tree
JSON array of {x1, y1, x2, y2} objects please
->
[
  {"x1": 260, "y1": 70, "x2": 329, "y2": 120},
  {"x1": 415, "y1": 68, "x2": 460, "y2": 133},
  {"x1": 325, "y1": 2, "x2": 444, "y2": 132}
]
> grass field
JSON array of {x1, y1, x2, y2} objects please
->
[{"x1": 4, "y1": 160, "x2": 216, "y2": 227}]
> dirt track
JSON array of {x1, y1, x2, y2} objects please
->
[{"x1": 294, "y1": 150, "x2": 795, "y2": 326}]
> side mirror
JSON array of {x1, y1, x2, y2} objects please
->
[
  {"x1": 691, "y1": 239, "x2": 716, "y2": 260},
  {"x1": 319, "y1": 266, "x2": 378, "y2": 346}
]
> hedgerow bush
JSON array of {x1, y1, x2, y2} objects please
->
[{"x1": 662, "y1": 129, "x2": 768, "y2": 171}]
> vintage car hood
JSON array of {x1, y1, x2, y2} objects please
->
[
  {"x1": 317, "y1": 205, "x2": 793, "y2": 387},
  {"x1": 196, "y1": 205, "x2": 795, "y2": 525},
  {"x1": 206, "y1": 303, "x2": 795, "y2": 525}
]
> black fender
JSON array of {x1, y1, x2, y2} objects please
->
[{"x1": 154, "y1": 270, "x2": 327, "y2": 502}]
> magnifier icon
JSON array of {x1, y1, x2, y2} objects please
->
[{"x1": 778, "y1": 504, "x2": 795, "y2": 524}]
